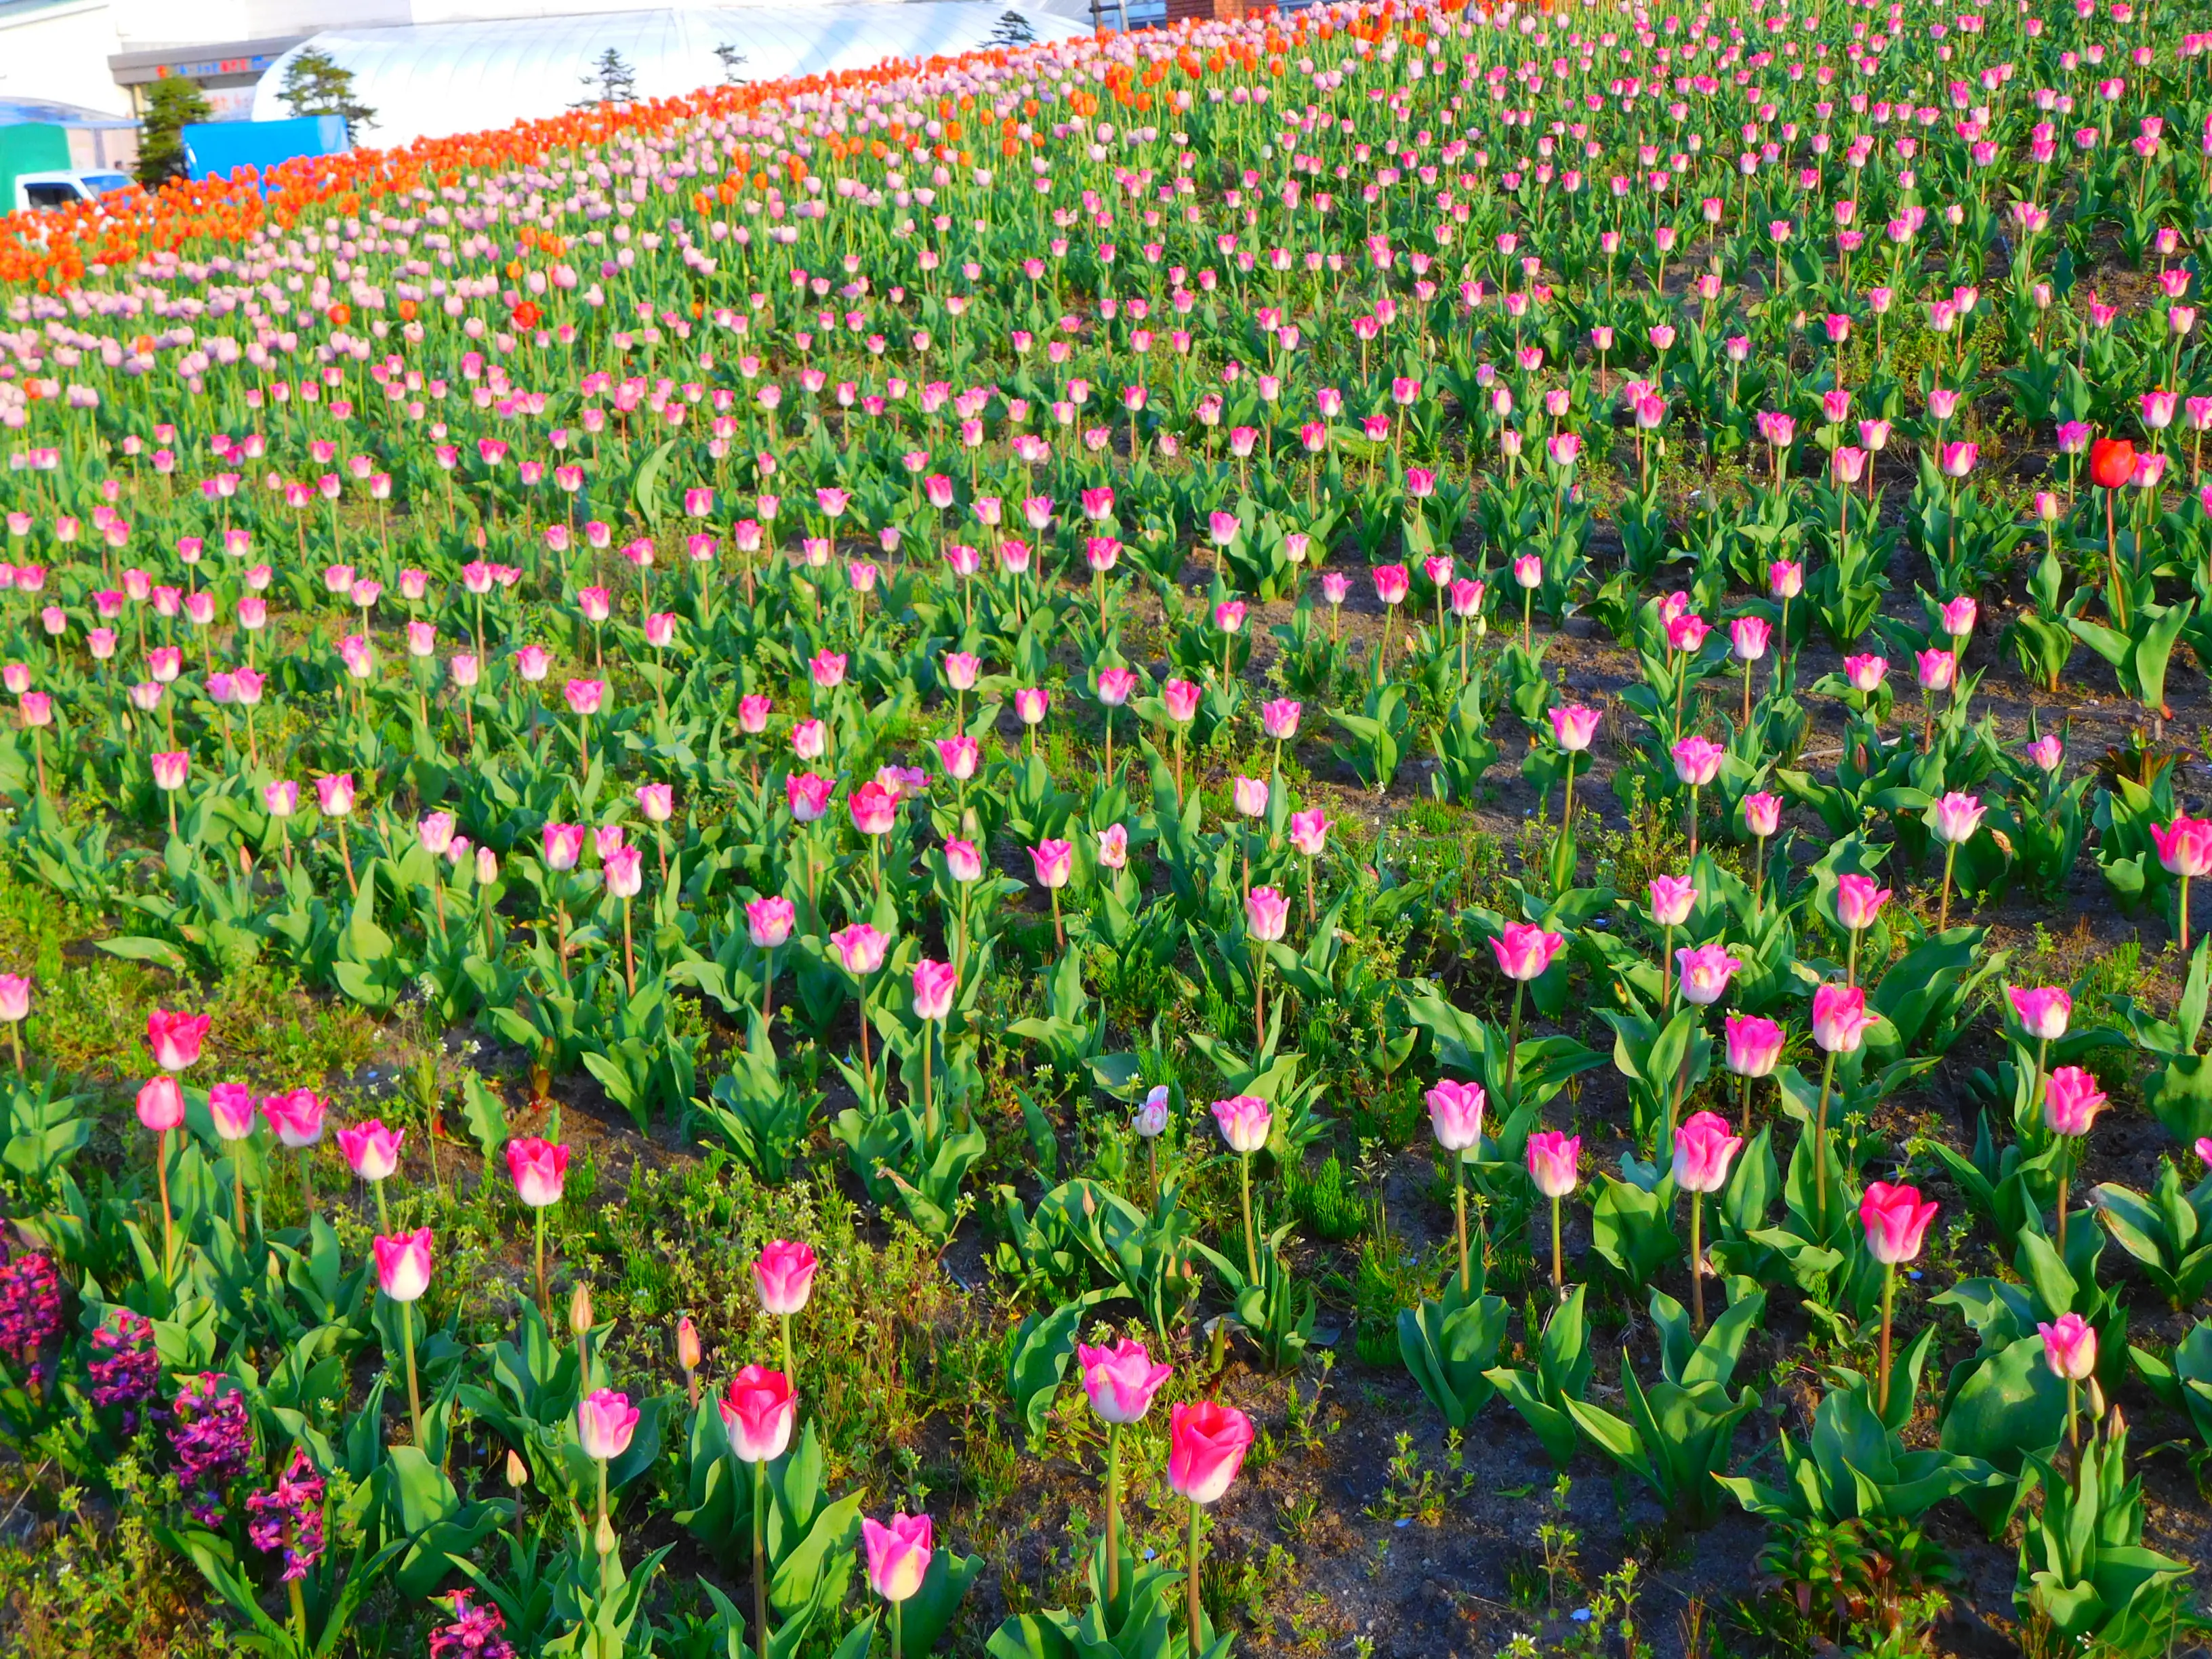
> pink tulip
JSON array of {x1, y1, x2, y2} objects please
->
[
  {"x1": 507, "y1": 1137, "x2": 571, "y2": 1208},
  {"x1": 1097, "y1": 668, "x2": 1138, "y2": 705},
  {"x1": 147, "y1": 1008, "x2": 209, "y2": 1071},
  {"x1": 2151, "y1": 815, "x2": 2212, "y2": 877},
  {"x1": 1098, "y1": 824, "x2": 1129, "y2": 869},
  {"x1": 136, "y1": 1074, "x2": 186, "y2": 1131},
  {"x1": 1261, "y1": 699, "x2": 1302, "y2": 741},
  {"x1": 1549, "y1": 703, "x2": 1601, "y2": 751},
  {"x1": 1916, "y1": 649, "x2": 1956, "y2": 693},
  {"x1": 913, "y1": 959, "x2": 958, "y2": 1021},
  {"x1": 1426, "y1": 1078, "x2": 1486, "y2": 1151},
  {"x1": 1167, "y1": 1400, "x2": 1254, "y2": 1504},
  {"x1": 1677, "y1": 943, "x2": 1744, "y2": 1006},
  {"x1": 2039, "y1": 1312, "x2": 2097, "y2": 1381},
  {"x1": 1232, "y1": 775, "x2": 1269, "y2": 817},
  {"x1": 2008, "y1": 987, "x2": 2072, "y2": 1042},
  {"x1": 1029, "y1": 840, "x2": 1073, "y2": 890},
  {"x1": 541, "y1": 822, "x2": 585, "y2": 872},
  {"x1": 1210, "y1": 1093, "x2": 1271, "y2": 1153},
  {"x1": 1526, "y1": 1130, "x2": 1581, "y2": 1197},
  {"x1": 1860, "y1": 1181, "x2": 1938, "y2": 1263},
  {"x1": 207, "y1": 1082, "x2": 258, "y2": 1141},
  {"x1": 1162, "y1": 678, "x2": 1201, "y2": 723},
  {"x1": 944, "y1": 839, "x2": 983, "y2": 883},
  {"x1": 1769, "y1": 560, "x2": 1804, "y2": 599},
  {"x1": 1941, "y1": 596, "x2": 1978, "y2": 638},
  {"x1": 1835, "y1": 873, "x2": 1891, "y2": 930},
  {"x1": 1372, "y1": 564, "x2": 1410, "y2": 605},
  {"x1": 373, "y1": 1227, "x2": 434, "y2": 1302},
  {"x1": 315, "y1": 773, "x2": 356, "y2": 817},
  {"x1": 863, "y1": 1513, "x2": 934, "y2": 1603},
  {"x1": 1742, "y1": 792, "x2": 1782, "y2": 837},
  {"x1": 718, "y1": 1366, "x2": 797, "y2": 1462},
  {"x1": 1288, "y1": 808, "x2": 1332, "y2": 858},
  {"x1": 1724, "y1": 1014, "x2": 1784, "y2": 1077},
  {"x1": 934, "y1": 735, "x2": 979, "y2": 781},
  {"x1": 1078, "y1": 1338, "x2": 1173, "y2": 1424},
  {"x1": 1664, "y1": 613, "x2": 1711, "y2": 654},
  {"x1": 1812, "y1": 984, "x2": 1876, "y2": 1054},
  {"x1": 1671, "y1": 1110, "x2": 1743, "y2": 1193},
  {"x1": 260, "y1": 1088, "x2": 325, "y2": 1147},
  {"x1": 738, "y1": 695, "x2": 773, "y2": 733},
  {"x1": 577, "y1": 1388, "x2": 640, "y2": 1461},
  {"x1": 1729, "y1": 617, "x2": 1771, "y2": 661},
  {"x1": 755, "y1": 1240, "x2": 819, "y2": 1315},
  {"x1": 849, "y1": 782, "x2": 897, "y2": 838},
  {"x1": 745, "y1": 897, "x2": 796, "y2": 950},
  {"x1": 786, "y1": 773, "x2": 832, "y2": 823},
  {"x1": 1491, "y1": 922, "x2": 1565, "y2": 981},
  {"x1": 1931, "y1": 792, "x2": 1984, "y2": 844},
  {"x1": 337, "y1": 1119, "x2": 404, "y2": 1182},
  {"x1": 2043, "y1": 1066, "x2": 2107, "y2": 1136},
  {"x1": 1246, "y1": 886, "x2": 1289, "y2": 943},
  {"x1": 830, "y1": 924, "x2": 888, "y2": 976},
  {"x1": 1671, "y1": 736, "x2": 1724, "y2": 787},
  {"x1": 1649, "y1": 874, "x2": 1698, "y2": 927},
  {"x1": 1843, "y1": 653, "x2": 1888, "y2": 693}
]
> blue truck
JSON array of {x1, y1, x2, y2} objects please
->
[{"x1": 180, "y1": 115, "x2": 349, "y2": 184}]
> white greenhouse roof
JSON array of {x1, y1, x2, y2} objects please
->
[{"x1": 251, "y1": 3, "x2": 1092, "y2": 148}]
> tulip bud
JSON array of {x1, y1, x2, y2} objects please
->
[
  {"x1": 506, "y1": 1448, "x2": 530, "y2": 1488},
  {"x1": 595, "y1": 1513, "x2": 618, "y2": 1557},
  {"x1": 569, "y1": 1282, "x2": 594, "y2": 1342},
  {"x1": 677, "y1": 1315, "x2": 701, "y2": 1374}
]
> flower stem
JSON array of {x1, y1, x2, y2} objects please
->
[
  {"x1": 754, "y1": 1454, "x2": 771, "y2": 1655},
  {"x1": 1503, "y1": 979, "x2": 1525, "y2": 1103},
  {"x1": 1105, "y1": 1422, "x2": 1122, "y2": 1606},
  {"x1": 156, "y1": 1127, "x2": 174, "y2": 1279},
  {"x1": 1877, "y1": 1261, "x2": 1896, "y2": 1418},
  {"x1": 1814, "y1": 1049, "x2": 1837, "y2": 1234},
  {"x1": 1689, "y1": 1191, "x2": 1705, "y2": 1332},
  {"x1": 1453, "y1": 1151, "x2": 1470, "y2": 1299},
  {"x1": 1239, "y1": 1151, "x2": 1258, "y2": 1284},
  {"x1": 1186, "y1": 1500, "x2": 1204, "y2": 1655},
  {"x1": 401, "y1": 1299, "x2": 424, "y2": 1448}
]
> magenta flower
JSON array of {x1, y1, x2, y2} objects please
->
[
  {"x1": 1491, "y1": 922, "x2": 1565, "y2": 981},
  {"x1": 1860, "y1": 1181, "x2": 1939, "y2": 1264},
  {"x1": 2007, "y1": 987, "x2": 2072, "y2": 1042},
  {"x1": 1671, "y1": 1111, "x2": 1744, "y2": 1193},
  {"x1": 1078, "y1": 1338, "x2": 1172, "y2": 1425},
  {"x1": 1724, "y1": 1015, "x2": 1784, "y2": 1078}
]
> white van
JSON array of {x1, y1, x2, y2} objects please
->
[{"x1": 12, "y1": 170, "x2": 132, "y2": 211}]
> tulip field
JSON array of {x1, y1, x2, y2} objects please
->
[{"x1": 12, "y1": 0, "x2": 2212, "y2": 1653}]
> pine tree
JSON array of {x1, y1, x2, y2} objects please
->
[
  {"x1": 988, "y1": 9, "x2": 1036, "y2": 44},
  {"x1": 135, "y1": 77, "x2": 210, "y2": 188},
  {"x1": 279, "y1": 47, "x2": 376, "y2": 136},
  {"x1": 575, "y1": 49, "x2": 638, "y2": 108}
]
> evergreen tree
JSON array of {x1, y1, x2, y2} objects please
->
[
  {"x1": 712, "y1": 43, "x2": 748, "y2": 84},
  {"x1": 278, "y1": 47, "x2": 375, "y2": 136},
  {"x1": 575, "y1": 49, "x2": 638, "y2": 108},
  {"x1": 988, "y1": 9, "x2": 1036, "y2": 43},
  {"x1": 135, "y1": 77, "x2": 210, "y2": 188}
]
